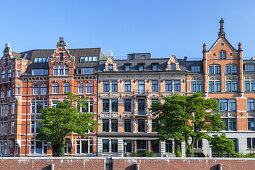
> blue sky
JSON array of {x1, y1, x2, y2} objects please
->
[{"x1": 0, "y1": 0, "x2": 255, "y2": 59}]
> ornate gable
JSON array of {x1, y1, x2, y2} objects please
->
[
  {"x1": 104, "y1": 57, "x2": 118, "y2": 71},
  {"x1": 166, "y1": 55, "x2": 180, "y2": 71}
]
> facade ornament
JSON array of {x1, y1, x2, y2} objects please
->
[{"x1": 218, "y1": 18, "x2": 225, "y2": 38}]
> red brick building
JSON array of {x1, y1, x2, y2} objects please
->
[{"x1": 0, "y1": 38, "x2": 102, "y2": 156}]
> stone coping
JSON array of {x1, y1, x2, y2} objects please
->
[{"x1": 0, "y1": 157, "x2": 255, "y2": 161}]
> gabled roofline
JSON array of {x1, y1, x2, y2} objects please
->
[{"x1": 207, "y1": 37, "x2": 237, "y2": 52}]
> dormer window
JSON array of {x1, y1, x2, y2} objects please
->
[
  {"x1": 152, "y1": 64, "x2": 158, "y2": 71},
  {"x1": 138, "y1": 64, "x2": 144, "y2": 71},
  {"x1": 245, "y1": 65, "x2": 255, "y2": 71},
  {"x1": 171, "y1": 64, "x2": 176, "y2": 71},
  {"x1": 60, "y1": 53, "x2": 63, "y2": 61},
  {"x1": 191, "y1": 66, "x2": 201, "y2": 72},
  {"x1": 108, "y1": 64, "x2": 113, "y2": 72},
  {"x1": 125, "y1": 64, "x2": 130, "y2": 71},
  {"x1": 219, "y1": 51, "x2": 226, "y2": 59}
]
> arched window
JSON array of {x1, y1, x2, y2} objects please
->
[
  {"x1": 59, "y1": 65, "x2": 64, "y2": 75},
  {"x1": 53, "y1": 83, "x2": 59, "y2": 94},
  {"x1": 78, "y1": 84, "x2": 84, "y2": 94},
  {"x1": 53, "y1": 65, "x2": 58, "y2": 76},
  {"x1": 8, "y1": 69, "x2": 11, "y2": 78},
  {"x1": 171, "y1": 63, "x2": 176, "y2": 71},
  {"x1": 64, "y1": 83, "x2": 70, "y2": 93},
  {"x1": 41, "y1": 84, "x2": 47, "y2": 95},
  {"x1": 86, "y1": 83, "x2": 92, "y2": 94},
  {"x1": 33, "y1": 85, "x2": 39, "y2": 95},
  {"x1": 65, "y1": 65, "x2": 69, "y2": 75}
]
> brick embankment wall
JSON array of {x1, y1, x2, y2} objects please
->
[
  {"x1": 112, "y1": 157, "x2": 255, "y2": 170},
  {"x1": 0, "y1": 157, "x2": 105, "y2": 170}
]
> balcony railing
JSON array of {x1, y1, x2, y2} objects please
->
[{"x1": 132, "y1": 90, "x2": 149, "y2": 95}]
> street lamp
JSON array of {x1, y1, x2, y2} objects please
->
[{"x1": 124, "y1": 142, "x2": 127, "y2": 155}]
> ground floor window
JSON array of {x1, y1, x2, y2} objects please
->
[
  {"x1": 137, "y1": 140, "x2": 147, "y2": 150},
  {"x1": 151, "y1": 140, "x2": 159, "y2": 153},
  {"x1": 30, "y1": 141, "x2": 47, "y2": 154},
  {"x1": 103, "y1": 139, "x2": 109, "y2": 152},
  {"x1": 123, "y1": 140, "x2": 132, "y2": 153},
  {"x1": 76, "y1": 139, "x2": 93, "y2": 154},
  {"x1": 165, "y1": 140, "x2": 173, "y2": 153},
  {"x1": 0, "y1": 141, "x2": 9, "y2": 155},
  {"x1": 111, "y1": 140, "x2": 118, "y2": 152},
  {"x1": 65, "y1": 141, "x2": 72, "y2": 154}
]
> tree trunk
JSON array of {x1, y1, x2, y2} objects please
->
[
  {"x1": 186, "y1": 144, "x2": 194, "y2": 157},
  {"x1": 58, "y1": 138, "x2": 65, "y2": 157}
]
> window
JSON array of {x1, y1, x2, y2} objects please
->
[
  {"x1": 8, "y1": 70, "x2": 11, "y2": 78},
  {"x1": 31, "y1": 101, "x2": 48, "y2": 113},
  {"x1": 247, "y1": 138, "x2": 255, "y2": 149},
  {"x1": 80, "y1": 57, "x2": 85, "y2": 62},
  {"x1": 1, "y1": 89, "x2": 4, "y2": 98},
  {"x1": 152, "y1": 119, "x2": 158, "y2": 132},
  {"x1": 138, "y1": 80, "x2": 145, "y2": 94},
  {"x1": 151, "y1": 99, "x2": 158, "y2": 104},
  {"x1": 41, "y1": 84, "x2": 47, "y2": 95},
  {"x1": 11, "y1": 103, "x2": 15, "y2": 114},
  {"x1": 219, "y1": 51, "x2": 226, "y2": 59},
  {"x1": 125, "y1": 64, "x2": 130, "y2": 71},
  {"x1": 30, "y1": 141, "x2": 47, "y2": 154},
  {"x1": 7, "y1": 88, "x2": 11, "y2": 97},
  {"x1": 252, "y1": 81, "x2": 255, "y2": 91},
  {"x1": 111, "y1": 81, "x2": 118, "y2": 92},
  {"x1": 53, "y1": 83, "x2": 59, "y2": 94},
  {"x1": 111, "y1": 119, "x2": 118, "y2": 132},
  {"x1": 17, "y1": 70, "x2": 20, "y2": 77},
  {"x1": 102, "y1": 119, "x2": 109, "y2": 132},
  {"x1": 65, "y1": 65, "x2": 69, "y2": 75},
  {"x1": 17, "y1": 85, "x2": 20, "y2": 95},
  {"x1": 124, "y1": 119, "x2": 131, "y2": 132},
  {"x1": 226, "y1": 81, "x2": 237, "y2": 92},
  {"x1": 245, "y1": 65, "x2": 255, "y2": 71},
  {"x1": 215, "y1": 81, "x2": 221, "y2": 92},
  {"x1": 103, "y1": 99, "x2": 109, "y2": 112},
  {"x1": 1, "y1": 71, "x2": 5, "y2": 79},
  {"x1": 78, "y1": 84, "x2": 84, "y2": 94},
  {"x1": 64, "y1": 83, "x2": 70, "y2": 93},
  {"x1": 33, "y1": 85, "x2": 39, "y2": 95},
  {"x1": 248, "y1": 118, "x2": 255, "y2": 131},
  {"x1": 222, "y1": 118, "x2": 237, "y2": 131},
  {"x1": 191, "y1": 81, "x2": 202, "y2": 92},
  {"x1": 247, "y1": 99, "x2": 254, "y2": 111},
  {"x1": 165, "y1": 140, "x2": 173, "y2": 153},
  {"x1": 138, "y1": 119, "x2": 145, "y2": 132},
  {"x1": 138, "y1": 99, "x2": 145, "y2": 115},
  {"x1": 86, "y1": 83, "x2": 92, "y2": 94},
  {"x1": 245, "y1": 81, "x2": 250, "y2": 91},
  {"x1": 125, "y1": 81, "x2": 131, "y2": 92},
  {"x1": 111, "y1": 99, "x2": 118, "y2": 112},
  {"x1": 123, "y1": 140, "x2": 132, "y2": 152},
  {"x1": 138, "y1": 64, "x2": 144, "y2": 71},
  {"x1": 191, "y1": 66, "x2": 201, "y2": 72},
  {"x1": 53, "y1": 66, "x2": 58, "y2": 75},
  {"x1": 103, "y1": 81, "x2": 110, "y2": 92},
  {"x1": 77, "y1": 100, "x2": 94, "y2": 113},
  {"x1": 34, "y1": 57, "x2": 48, "y2": 63},
  {"x1": 102, "y1": 140, "x2": 109, "y2": 152},
  {"x1": 111, "y1": 140, "x2": 118, "y2": 152},
  {"x1": 171, "y1": 64, "x2": 176, "y2": 71},
  {"x1": 174, "y1": 80, "x2": 180, "y2": 91},
  {"x1": 124, "y1": 99, "x2": 131, "y2": 112},
  {"x1": 76, "y1": 139, "x2": 93, "y2": 154},
  {"x1": 137, "y1": 140, "x2": 146, "y2": 150},
  {"x1": 209, "y1": 65, "x2": 221, "y2": 74},
  {"x1": 60, "y1": 53, "x2": 63, "y2": 61},
  {"x1": 165, "y1": 80, "x2": 172, "y2": 92},
  {"x1": 59, "y1": 65, "x2": 64, "y2": 75},
  {"x1": 152, "y1": 80, "x2": 158, "y2": 92},
  {"x1": 152, "y1": 64, "x2": 158, "y2": 71},
  {"x1": 77, "y1": 68, "x2": 94, "y2": 74},
  {"x1": 228, "y1": 99, "x2": 236, "y2": 111},
  {"x1": 93, "y1": 57, "x2": 97, "y2": 61},
  {"x1": 225, "y1": 65, "x2": 237, "y2": 74},
  {"x1": 11, "y1": 122, "x2": 14, "y2": 134},
  {"x1": 151, "y1": 140, "x2": 159, "y2": 153},
  {"x1": 217, "y1": 99, "x2": 236, "y2": 111},
  {"x1": 65, "y1": 141, "x2": 72, "y2": 154},
  {"x1": 108, "y1": 64, "x2": 113, "y2": 72},
  {"x1": 194, "y1": 140, "x2": 202, "y2": 149},
  {"x1": 209, "y1": 81, "x2": 221, "y2": 92},
  {"x1": 32, "y1": 69, "x2": 49, "y2": 75},
  {"x1": 31, "y1": 120, "x2": 40, "y2": 134}
]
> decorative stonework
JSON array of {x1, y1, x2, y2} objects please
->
[{"x1": 166, "y1": 55, "x2": 180, "y2": 71}]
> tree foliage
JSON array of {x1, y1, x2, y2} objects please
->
[
  {"x1": 36, "y1": 92, "x2": 98, "y2": 156},
  {"x1": 209, "y1": 133, "x2": 235, "y2": 155},
  {"x1": 151, "y1": 92, "x2": 225, "y2": 157}
]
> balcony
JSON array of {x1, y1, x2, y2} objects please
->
[{"x1": 134, "y1": 110, "x2": 148, "y2": 117}]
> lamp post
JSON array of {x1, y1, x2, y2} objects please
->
[{"x1": 124, "y1": 142, "x2": 127, "y2": 156}]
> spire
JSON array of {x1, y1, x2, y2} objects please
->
[
  {"x1": 218, "y1": 18, "x2": 225, "y2": 38},
  {"x1": 57, "y1": 37, "x2": 66, "y2": 48}
]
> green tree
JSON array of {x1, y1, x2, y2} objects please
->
[
  {"x1": 209, "y1": 133, "x2": 235, "y2": 157},
  {"x1": 37, "y1": 93, "x2": 98, "y2": 156},
  {"x1": 151, "y1": 92, "x2": 225, "y2": 157}
]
